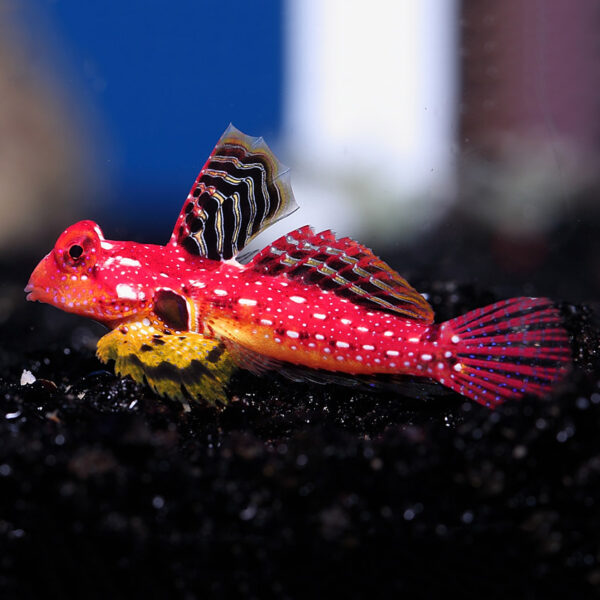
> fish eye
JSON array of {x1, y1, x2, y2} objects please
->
[
  {"x1": 54, "y1": 221, "x2": 100, "y2": 272},
  {"x1": 69, "y1": 244, "x2": 84, "y2": 260}
]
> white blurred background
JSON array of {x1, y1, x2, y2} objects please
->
[{"x1": 280, "y1": 0, "x2": 458, "y2": 240}]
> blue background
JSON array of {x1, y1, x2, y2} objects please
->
[{"x1": 27, "y1": 0, "x2": 284, "y2": 237}]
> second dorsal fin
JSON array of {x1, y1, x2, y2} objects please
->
[
  {"x1": 170, "y1": 124, "x2": 298, "y2": 261},
  {"x1": 248, "y1": 226, "x2": 434, "y2": 322}
]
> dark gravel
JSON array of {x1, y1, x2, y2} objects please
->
[{"x1": 1, "y1": 257, "x2": 599, "y2": 599}]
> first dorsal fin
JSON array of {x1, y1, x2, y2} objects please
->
[
  {"x1": 170, "y1": 124, "x2": 298, "y2": 261},
  {"x1": 248, "y1": 226, "x2": 434, "y2": 322}
]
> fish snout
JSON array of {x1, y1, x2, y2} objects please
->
[
  {"x1": 24, "y1": 253, "x2": 52, "y2": 302},
  {"x1": 24, "y1": 281, "x2": 35, "y2": 300},
  {"x1": 25, "y1": 275, "x2": 42, "y2": 302}
]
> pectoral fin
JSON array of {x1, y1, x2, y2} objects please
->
[{"x1": 96, "y1": 324, "x2": 235, "y2": 405}]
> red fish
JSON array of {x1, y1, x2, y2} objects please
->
[{"x1": 25, "y1": 125, "x2": 571, "y2": 408}]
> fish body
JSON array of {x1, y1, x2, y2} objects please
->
[{"x1": 26, "y1": 125, "x2": 571, "y2": 408}]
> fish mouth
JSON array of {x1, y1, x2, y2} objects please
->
[
  {"x1": 24, "y1": 281, "x2": 40, "y2": 302},
  {"x1": 25, "y1": 251, "x2": 53, "y2": 303}
]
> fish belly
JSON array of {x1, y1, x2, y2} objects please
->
[{"x1": 207, "y1": 292, "x2": 433, "y2": 376}]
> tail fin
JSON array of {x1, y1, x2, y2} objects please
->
[{"x1": 437, "y1": 297, "x2": 571, "y2": 407}]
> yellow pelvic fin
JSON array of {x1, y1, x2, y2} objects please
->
[{"x1": 96, "y1": 323, "x2": 235, "y2": 405}]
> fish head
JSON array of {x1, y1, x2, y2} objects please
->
[{"x1": 25, "y1": 220, "x2": 153, "y2": 326}]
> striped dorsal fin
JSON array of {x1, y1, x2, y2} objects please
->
[
  {"x1": 248, "y1": 226, "x2": 434, "y2": 323},
  {"x1": 170, "y1": 124, "x2": 297, "y2": 260}
]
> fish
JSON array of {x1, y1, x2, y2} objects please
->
[{"x1": 25, "y1": 124, "x2": 571, "y2": 408}]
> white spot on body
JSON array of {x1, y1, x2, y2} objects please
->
[
  {"x1": 453, "y1": 363, "x2": 463, "y2": 372},
  {"x1": 315, "y1": 334, "x2": 325, "y2": 341},
  {"x1": 238, "y1": 298, "x2": 257, "y2": 306},
  {"x1": 383, "y1": 331, "x2": 393, "y2": 337},
  {"x1": 444, "y1": 351, "x2": 452, "y2": 358},
  {"x1": 116, "y1": 284, "x2": 139, "y2": 300},
  {"x1": 336, "y1": 341, "x2": 350, "y2": 349},
  {"x1": 290, "y1": 295, "x2": 306, "y2": 304},
  {"x1": 100, "y1": 241, "x2": 114, "y2": 250},
  {"x1": 214, "y1": 289, "x2": 227, "y2": 296},
  {"x1": 142, "y1": 318, "x2": 151, "y2": 327},
  {"x1": 421, "y1": 353, "x2": 432, "y2": 361},
  {"x1": 386, "y1": 350, "x2": 399, "y2": 357},
  {"x1": 409, "y1": 337, "x2": 419, "y2": 343},
  {"x1": 118, "y1": 257, "x2": 142, "y2": 268},
  {"x1": 357, "y1": 326, "x2": 368, "y2": 333},
  {"x1": 260, "y1": 318, "x2": 273, "y2": 326},
  {"x1": 313, "y1": 313, "x2": 326, "y2": 320},
  {"x1": 362, "y1": 344, "x2": 375, "y2": 351},
  {"x1": 340, "y1": 318, "x2": 352, "y2": 325},
  {"x1": 287, "y1": 330, "x2": 299, "y2": 339},
  {"x1": 451, "y1": 335, "x2": 460, "y2": 344}
]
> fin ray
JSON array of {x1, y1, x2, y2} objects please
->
[{"x1": 438, "y1": 298, "x2": 571, "y2": 407}]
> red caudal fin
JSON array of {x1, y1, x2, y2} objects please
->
[{"x1": 436, "y1": 297, "x2": 571, "y2": 408}]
